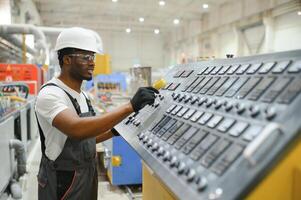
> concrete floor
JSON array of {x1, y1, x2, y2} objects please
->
[{"x1": 18, "y1": 139, "x2": 142, "y2": 200}]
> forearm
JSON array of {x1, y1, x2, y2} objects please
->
[
  {"x1": 96, "y1": 130, "x2": 114, "y2": 143},
  {"x1": 53, "y1": 102, "x2": 133, "y2": 140}
]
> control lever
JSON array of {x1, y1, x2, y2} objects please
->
[{"x1": 243, "y1": 123, "x2": 282, "y2": 166}]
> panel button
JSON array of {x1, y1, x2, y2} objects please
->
[
  {"x1": 192, "y1": 77, "x2": 212, "y2": 94},
  {"x1": 227, "y1": 64, "x2": 240, "y2": 75},
  {"x1": 236, "y1": 64, "x2": 250, "y2": 74},
  {"x1": 156, "y1": 118, "x2": 177, "y2": 137},
  {"x1": 187, "y1": 77, "x2": 205, "y2": 93},
  {"x1": 177, "y1": 107, "x2": 189, "y2": 117},
  {"x1": 182, "y1": 77, "x2": 200, "y2": 92},
  {"x1": 207, "y1": 77, "x2": 229, "y2": 96},
  {"x1": 272, "y1": 60, "x2": 291, "y2": 74},
  {"x1": 235, "y1": 77, "x2": 262, "y2": 99},
  {"x1": 174, "y1": 70, "x2": 185, "y2": 78},
  {"x1": 246, "y1": 63, "x2": 262, "y2": 74},
  {"x1": 184, "y1": 95, "x2": 192, "y2": 103},
  {"x1": 201, "y1": 139, "x2": 231, "y2": 168},
  {"x1": 162, "y1": 121, "x2": 184, "y2": 141},
  {"x1": 190, "y1": 134, "x2": 218, "y2": 161},
  {"x1": 168, "y1": 83, "x2": 181, "y2": 91},
  {"x1": 198, "y1": 113, "x2": 213, "y2": 125},
  {"x1": 151, "y1": 143, "x2": 159, "y2": 152},
  {"x1": 174, "y1": 127, "x2": 198, "y2": 149},
  {"x1": 218, "y1": 65, "x2": 231, "y2": 75},
  {"x1": 157, "y1": 147, "x2": 165, "y2": 156},
  {"x1": 287, "y1": 60, "x2": 301, "y2": 73},
  {"x1": 183, "y1": 109, "x2": 196, "y2": 120},
  {"x1": 199, "y1": 77, "x2": 220, "y2": 94},
  {"x1": 182, "y1": 130, "x2": 207, "y2": 154},
  {"x1": 204, "y1": 66, "x2": 215, "y2": 75},
  {"x1": 228, "y1": 122, "x2": 249, "y2": 137},
  {"x1": 248, "y1": 77, "x2": 276, "y2": 101},
  {"x1": 277, "y1": 79, "x2": 301, "y2": 104},
  {"x1": 217, "y1": 118, "x2": 235, "y2": 132},
  {"x1": 225, "y1": 77, "x2": 249, "y2": 97},
  {"x1": 198, "y1": 67, "x2": 209, "y2": 75},
  {"x1": 163, "y1": 151, "x2": 171, "y2": 161},
  {"x1": 243, "y1": 125, "x2": 263, "y2": 141},
  {"x1": 181, "y1": 70, "x2": 194, "y2": 77},
  {"x1": 261, "y1": 77, "x2": 292, "y2": 103},
  {"x1": 215, "y1": 77, "x2": 238, "y2": 96},
  {"x1": 190, "y1": 111, "x2": 204, "y2": 122},
  {"x1": 198, "y1": 97, "x2": 208, "y2": 106},
  {"x1": 258, "y1": 62, "x2": 276, "y2": 74},
  {"x1": 210, "y1": 66, "x2": 222, "y2": 75},
  {"x1": 167, "y1": 124, "x2": 191, "y2": 145},
  {"x1": 207, "y1": 115, "x2": 223, "y2": 128},
  {"x1": 171, "y1": 105, "x2": 183, "y2": 115},
  {"x1": 212, "y1": 144, "x2": 244, "y2": 175},
  {"x1": 172, "y1": 93, "x2": 180, "y2": 100}
]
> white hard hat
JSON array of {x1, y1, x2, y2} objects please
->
[{"x1": 54, "y1": 27, "x2": 103, "y2": 54}]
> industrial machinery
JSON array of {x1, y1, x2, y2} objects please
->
[
  {"x1": 115, "y1": 50, "x2": 301, "y2": 200},
  {"x1": 0, "y1": 82, "x2": 38, "y2": 199}
]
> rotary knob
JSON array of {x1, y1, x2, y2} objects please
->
[
  {"x1": 170, "y1": 156, "x2": 179, "y2": 168},
  {"x1": 151, "y1": 143, "x2": 159, "y2": 152},
  {"x1": 157, "y1": 147, "x2": 165, "y2": 156},
  {"x1": 196, "y1": 176, "x2": 208, "y2": 191},
  {"x1": 186, "y1": 168, "x2": 196, "y2": 182},
  {"x1": 162, "y1": 151, "x2": 171, "y2": 162},
  {"x1": 177, "y1": 162, "x2": 187, "y2": 174}
]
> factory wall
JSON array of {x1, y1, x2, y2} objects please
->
[
  {"x1": 165, "y1": 0, "x2": 301, "y2": 66},
  {"x1": 100, "y1": 31, "x2": 165, "y2": 72}
]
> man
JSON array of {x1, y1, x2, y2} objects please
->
[{"x1": 35, "y1": 27, "x2": 158, "y2": 200}]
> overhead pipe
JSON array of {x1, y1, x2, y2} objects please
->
[
  {"x1": 0, "y1": 34, "x2": 37, "y2": 55},
  {"x1": 0, "y1": 24, "x2": 49, "y2": 65}
]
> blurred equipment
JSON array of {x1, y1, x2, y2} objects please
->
[
  {"x1": 0, "y1": 64, "x2": 45, "y2": 95},
  {"x1": 94, "y1": 54, "x2": 111, "y2": 75},
  {"x1": 0, "y1": 82, "x2": 38, "y2": 199},
  {"x1": 115, "y1": 50, "x2": 301, "y2": 200},
  {"x1": 129, "y1": 66, "x2": 152, "y2": 94}
]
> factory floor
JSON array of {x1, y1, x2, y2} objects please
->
[{"x1": 19, "y1": 139, "x2": 142, "y2": 200}]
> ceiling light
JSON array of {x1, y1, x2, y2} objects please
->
[
  {"x1": 159, "y1": 1, "x2": 166, "y2": 6},
  {"x1": 154, "y1": 29, "x2": 160, "y2": 34},
  {"x1": 203, "y1": 4, "x2": 209, "y2": 9},
  {"x1": 173, "y1": 18, "x2": 180, "y2": 25},
  {"x1": 112, "y1": 0, "x2": 118, "y2": 2},
  {"x1": 298, "y1": 11, "x2": 301, "y2": 16},
  {"x1": 139, "y1": 17, "x2": 145, "y2": 22},
  {"x1": 126, "y1": 28, "x2": 131, "y2": 33}
]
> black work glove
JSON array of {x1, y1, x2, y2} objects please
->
[{"x1": 130, "y1": 87, "x2": 159, "y2": 112}]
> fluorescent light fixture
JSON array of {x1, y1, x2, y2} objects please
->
[
  {"x1": 154, "y1": 29, "x2": 160, "y2": 34},
  {"x1": 173, "y1": 18, "x2": 180, "y2": 25},
  {"x1": 112, "y1": 0, "x2": 118, "y2": 2},
  {"x1": 139, "y1": 17, "x2": 145, "y2": 22},
  {"x1": 203, "y1": 4, "x2": 209, "y2": 9},
  {"x1": 159, "y1": 1, "x2": 166, "y2": 6},
  {"x1": 126, "y1": 28, "x2": 131, "y2": 33},
  {"x1": 298, "y1": 11, "x2": 301, "y2": 16}
]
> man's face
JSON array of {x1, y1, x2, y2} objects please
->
[{"x1": 68, "y1": 50, "x2": 95, "y2": 81}]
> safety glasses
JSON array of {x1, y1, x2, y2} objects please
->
[{"x1": 68, "y1": 54, "x2": 95, "y2": 63}]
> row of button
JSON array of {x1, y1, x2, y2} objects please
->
[
  {"x1": 166, "y1": 105, "x2": 263, "y2": 141},
  {"x1": 196, "y1": 60, "x2": 300, "y2": 76},
  {"x1": 137, "y1": 132, "x2": 208, "y2": 191},
  {"x1": 170, "y1": 94, "x2": 278, "y2": 120}
]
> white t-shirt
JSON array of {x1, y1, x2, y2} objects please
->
[{"x1": 35, "y1": 77, "x2": 89, "y2": 161}]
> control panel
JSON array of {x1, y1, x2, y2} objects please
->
[{"x1": 115, "y1": 50, "x2": 301, "y2": 200}]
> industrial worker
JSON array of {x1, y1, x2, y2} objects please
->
[{"x1": 35, "y1": 27, "x2": 158, "y2": 200}]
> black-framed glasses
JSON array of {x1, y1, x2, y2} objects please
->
[{"x1": 68, "y1": 54, "x2": 95, "y2": 62}]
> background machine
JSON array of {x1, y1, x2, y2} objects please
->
[{"x1": 115, "y1": 50, "x2": 301, "y2": 200}]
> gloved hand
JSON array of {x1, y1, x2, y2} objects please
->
[{"x1": 130, "y1": 87, "x2": 159, "y2": 112}]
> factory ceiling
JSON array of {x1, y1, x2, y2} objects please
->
[{"x1": 33, "y1": 0, "x2": 228, "y2": 34}]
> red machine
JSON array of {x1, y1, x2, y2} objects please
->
[{"x1": 0, "y1": 64, "x2": 45, "y2": 95}]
